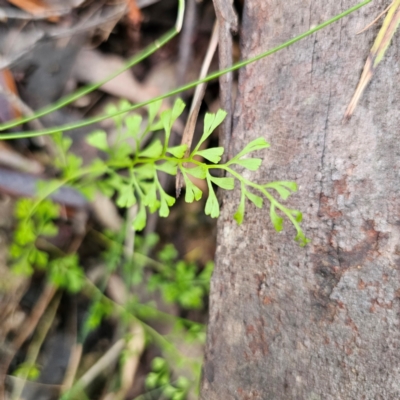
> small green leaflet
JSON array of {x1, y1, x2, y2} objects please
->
[
  {"x1": 289, "y1": 208, "x2": 303, "y2": 223},
  {"x1": 106, "y1": 102, "x2": 124, "y2": 130},
  {"x1": 233, "y1": 187, "x2": 246, "y2": 224},
  {"x1": 97, "y1": 180, "x2": 115, "y2": 197},
  {"x1": 265, "y1": 181, "x2": 298, "y2": 200},
  {"x1": 13, "y1": 363, "x2": 40, "y2": 381},
  {"x1": 163, "y1": 192, "x2": 175, "y2": 207},
  {"x1": 117, "y1": 185, "x2": 136, "y2": 208},
  {"x1": 125, "y1": 114, "x2": 142, "y2": 137},
  {"x1": 86, "y1": 130, "x2": 109, "y2": 151},
  {"x1": 87, "y1": 158, "x2": 107, "y2": 179},
  {"x1": 159, "y1": 191, "x2": 175, "y2": 217},
  {"x1": 148, "y1": 199, "x2": 161, "y2": 214},
  {"x1": 105, "y1": 103, "x2": 118, "y2": 115},
  {"x1": 15, "y1": 198, "x2": 34, "y2": 219},
  {"x1": 143, "y1": 183, "x2": 160, "y2": 213},
  {"x1": 78, "y1": 185, "x2": 96, "y2": 201},
  {"x1": 28, "y1": 248, "x2": 48, "y2": 268},
  {"x1": 111, "y1": 144, "x2": 132, "y2": 162},
  {"x1": 63, "y1": 154, "x2": 83, "y2": 179},
  {"x1": 195, "y1": 147, "x2": 224, "y2": 163},
  {"x1": 184, "y1": 165, "x2": 207, "y2": 179},
  {"x1": 138, "y1": 181, "x2": 153, "y2": 194},
  {"x1": 48, "y1": 255, "x2": 84, "y2": 293},
  {"x1": 171, "y1": 98, "x2": 186, "y2": 125},
  {"x1": 134, "y1": 164, "x2": 155, "y2": 179},
  {"x1": 156, "y1": 161, "x2": 177, "y2": 175},
  {"x1": 166, "y1": 144, "x2": 187, "y2": 158},
  {"x1": 118, "y1": 99, "x2": 131, "y2": 112},
  {"x1": 231, "y1": 137, "x2": 270, "y2": 160},
  {"x1": 204, "y1": 109, "x2": 227, "y2": 137},
  {"x1": 161, "y1": 111, "x2": 172, "y2": 142},
  {"x1": 35, "y1": 198, "x2": 60, "y2": 220},
  {"x1": 270, "y1": 204, "x2": 283, "y2": 232},
  {"x1": 40, "y1": 221, "x2": 58, "y2": 237},
  {"x1": 139, "y1": 139, "x2": 163, "y2": 158},
  {"x1": 161, "y1": 98, "x2": 185, "y2": 143},
  {"x1": 10, "y1": 243, "x2": 22, "y2": 258},
  {"x1": 233, "y1": 186, "x2": 263, "y2": 225},
  {"x1": 149, "y1": 119, "x2": 164, "y2": 131},
  {"x1": 37, "y1": 179, "x2": 62, "y2": 199},
  {"x1": 85, "y1": 300, "x2": 113, "y2": 330},
  {"x1": 133, "y1": 204, "x2": 147, "y2": 231},
  {"x1": 183, "y1": 174, "x2": 203, "y2": 203},
  {"x1": 11, "y1": 257, "x2": 33, "y2": 276},
  {"x1": 101, "y1": 173, "x2": 126, "y2": 196},
  {"x1": 205, "y1": 183, "x2": 219, "y2": 218},
  {"x1": 53, "y1": 132, "x2": 72, "y2": 153},
  {"x1": 145, "y1": 373, "x2": 159, "y2": 389},
  {"x1": 194, "y1": 109, "x2": 227, "y2": 152},
  {"x1": 156, "y1": 180, "x2": 175, "y2": 218},
  {"x1": 295, "y1": 231, "x2": 310, "y2": 246},
  {"x1": 208, "y1": 175, "x2": 234, "y2": 190},
  {"x1": 246, "y1": 190, "x2": 263, "y2": 208},
  {"x1": 232, "y1": 158, "x2": 262, "y2": 171},
  {"x1": 147, "y1": 100, "x2": 162, "y2": 128}
]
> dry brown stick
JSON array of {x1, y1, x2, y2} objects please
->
[
  {"x1": 0, "y1": 284, "x2": 57, "y2": 399},
  {"x1": 74, "y1": 339, "x2": 126, "y2": 392},
  {"x1": 118, "y1": 325, "x2": 145, "y2": 396},
  {"x1": 344, "y1": 0, "x2": 400, "y2": 119},
  {"x1": 175, "y1": 20, "x2": 219, "y2": 196},
  {"x1": 66, "y1": 310, "x2": 144, "y2": 400},
  {"x1": 9, "y1": 284, "x2": 57, "y2": 356},
  {"x1": 103, "y1": 275, "x2": 146, "y2": 399},
  {"x1": 212, "y1": 0, "x2": 238, "y2": 161},
  {"x1": 11, "y1": 291, "x2": 62, "y2": 400},
  {"x1": 61, "y1": 299, "x2": 82, "y2": 395},
  {"x1": 177, "y1": 0, "x2": 198, "y2": 87},
  {"x1": 5, "y1": 376, "x2": 62, "y2": 395},
  {"x1": 62, "y1": 343, "x2": 83, "y2": 392}
]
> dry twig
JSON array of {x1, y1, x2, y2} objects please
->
[
  {"x1": 175, "y1": 21, "x2": 219, "y2": 196},
  {"x1": 344, "y1": 0, "x2": 400, "y2": 119}
]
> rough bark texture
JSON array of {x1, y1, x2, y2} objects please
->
[{"x1": 201, "y1": 1, "x2": 400, "y2": 399}]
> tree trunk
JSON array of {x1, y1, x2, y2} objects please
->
[{"x1": 201, "y1": 1, "x2": 400, "y2": 398}]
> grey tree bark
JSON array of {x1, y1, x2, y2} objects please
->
[{"x1": 201, "y1": 1, "x2": 400, "y2": 399}]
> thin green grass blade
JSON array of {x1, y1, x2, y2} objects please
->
[{"x1": 0, "y1": 0, "x2": 371, "y2": 140}]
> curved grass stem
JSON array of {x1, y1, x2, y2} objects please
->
[
  {"x1": 0, "y1": 0, "x2": 371, "y2": 140},
  {"x1": 0, "y1": 0, "x2": 185, "y2": 132}
]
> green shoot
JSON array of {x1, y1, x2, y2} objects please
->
[
  {"x1": 77, "y1": 99, "x2": 309, "y2": 244},
  {"x1": 11, "y1": 99, "x2": 308, "y2": 245}
]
